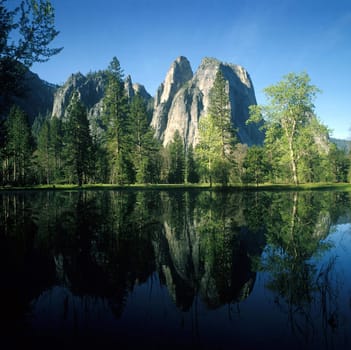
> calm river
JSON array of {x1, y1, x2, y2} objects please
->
[{"x1": 1, "y1": 189, "x2": 351, "y2": 349}]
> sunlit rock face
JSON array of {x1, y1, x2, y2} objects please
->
[
  {"x1": 151, "y1": 192, "x2": 261, "y2": 311},
  {"x1": 151, "y1": 56, "x2": 194, "y2": 140},
  {"x1": 152, "y1": 57, "x2": 264, "y2": 147}
]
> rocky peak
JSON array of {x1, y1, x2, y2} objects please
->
[
  {"x1": 157, "y1": 56, "x2": 193, "y2": 105},
  {"x1": 156, "y1": 56, "x2": 263, "y2": 147},
  {"x1": 52, "y1": 70, "x2": 152, "y2": 121},
  {"x1": 124, "y1": 75, "x2": 134, "y2": 99},
  {"x1": 151, "y1": 56, "x2": 193, "y2": 139},
  {"x1": 52, "y1": 71, "x2": 107, "y2": 119}
]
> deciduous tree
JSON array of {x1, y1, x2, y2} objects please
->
[{"x1": 248, "y1": 72, "x2": 322, "y2": 185}]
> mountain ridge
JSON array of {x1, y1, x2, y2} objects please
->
[{"x1": 4, "y1": 56, "x2": 348, "y2": 148}]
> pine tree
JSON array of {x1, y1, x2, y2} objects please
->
[
  {"x1": 167, "y1": 131, "x2": 185, "y2": 184},
  {"x1": 208, "y1": 69, "x2": 236, "y2": 158},
  {"x1": 64, "y1": 91, "x2": 93, "y2": 186},
  {"x1": 50, "y1": 116, "x2": 64, "y2": 182},
  {"x1": 186, "y1": 144, "x2": 199, "y2": 183},
  {"x1": 196, "y1": 69, "x2": 237, "y2": 186},
  {"x1": 243, "y1": 146, "x2": 268, "y2": 186},
  {"x1": 129, "y1": 94, "x2": 161, "y2": 183},
  {"x1": 102, "y1": 57, "x2": 131, "y2": 184},
  {"x1": 5, "y1": 105, "x2": 34, "y2": 184},
  {"x1": 36, "y1": 119, "x2": 52, "y2": 183}
]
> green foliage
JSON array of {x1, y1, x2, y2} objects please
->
[
  {"x1": 0, "y1": 0, "x2": 62, "y2": 108},
  {"x1": 243, "y1": 146, "x2": 268, "y2": 186},
  {"x1": 185, "y1": 144, "x2": 199, "y2": 183},
  {"x1": 129, "y1": 94, "x2": 161, "y2": 184},
  {"x1": 166, "y1": 131, "x2": 185, "y2": 184},
  {"x1": 102, "y1": 57, "x2": 132, "y2": 184},
  {"x1": 196, "y1": 69, "x2": 237, "y2": 186},
  {"x1": 208, "y1": 70, "x2": 236, "y2": 157},
  {"x1": 3, "y1": 105, "x2": 34, "y2": 184},
  {"x1": 248, "y1": 72, "x2": 330, "y2": 185},
  {"x1": 196, "y1": 113, "x2": 221, "y2": 185},
  {"x1": 232, "y1": 143, "x2": 248, "y2": 183},
  {"x1": 258, "y1": 191, "x2": 334, "y2": 317},
  {"x1": 64, "y1": 92, "x2": 93, "y2": 186},
  {"x1": 328, "y1": 144, "x2": 350, "y2": 182},
  {"x1": 34, "y1": 116, "x2": 64, "y2": 184}
]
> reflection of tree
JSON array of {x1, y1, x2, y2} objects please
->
[
  {"x1": 259, "y1": 191, "x2": 338, "y2": 345},
  {"x1": 49, "y1": 190, "x2": 158, "y2": 318},
  {"x1": 0, "y1": 192, "x2": 56, "y2": 335}
]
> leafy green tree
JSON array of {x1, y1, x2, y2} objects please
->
[
  {"x1": 0, "y1": 0, "x2": 62, "y2": 109},
  {"x1": 328, "y1": 144, "x2": 350, "y2": 182},
  {"x1": 232, "y1": 143, "x2": 248, "y2": 183},
  {"x1": 102, "y1": 57, "x2": 131, "y2": 184},
  {"x1": 64, "y1": 92, "x2": 93, "y2": 186},
  {"x1": 4, "y1": 105, "x2": 34, "y2": 184},
  {"x1": 248, "y1": 72, "x2": 322, "y2": 185},
  {"x1": 196, "y1": 113, "x2": 221, "y2": 186},
  {"x1": 167, "y1": 130, "x2": 185, "y2": 183}
]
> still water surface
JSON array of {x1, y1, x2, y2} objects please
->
[{"x1": 1, "y1": 189, "x2": 351, "y2": 349}]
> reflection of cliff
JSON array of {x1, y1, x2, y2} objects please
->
[
  {"x1": 153, "y1": 191, "x2": 265, "y2": 310},
  {"x1": 0, "y1": 188, "x2": 345, "y2": 338}
]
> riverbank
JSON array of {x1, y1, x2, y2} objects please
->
[{"x1": 1, "y1": 182, "x2": 351, "y2": 192}]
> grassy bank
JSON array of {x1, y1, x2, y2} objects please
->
[{"x1": 1, "y1": 182, "x2": 351, "y2": 192}]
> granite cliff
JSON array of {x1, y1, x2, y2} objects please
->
[
  {"x1": 52, "y1": 71, "x2": 152, "y2": 120},
  {"x1": 152, "y1": 57, "x2": 264, "y2": 147}
]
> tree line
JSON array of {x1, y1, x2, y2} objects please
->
[{"x1": 1, "y1": 59, "x2": 351, "y2": 186}]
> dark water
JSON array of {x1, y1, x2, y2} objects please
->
[{"x1": 1, "y1": 189, "x2": 351, "y2": 349}]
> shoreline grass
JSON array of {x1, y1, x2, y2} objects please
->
[{"x1": 1, "y1": 182, "x2": 351, "y2": 192}]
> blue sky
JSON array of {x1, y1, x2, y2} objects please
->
[{"x1": 31, "y1": 0, "x2": 351, "y2": 140}]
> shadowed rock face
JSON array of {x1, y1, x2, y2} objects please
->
[
  {"x1": 152, "y1": 57, "x2": 264, "y2": 147},
  {"x1": 51, "y1": 71, "x2": 152, "y2": 120},
  {"x1": 1, "y1": 69, "x2": 57, "y2": 124}
]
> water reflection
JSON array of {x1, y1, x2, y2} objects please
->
[{"x1": 0, "y1": 189, "x2": 351, "y2": 348}]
